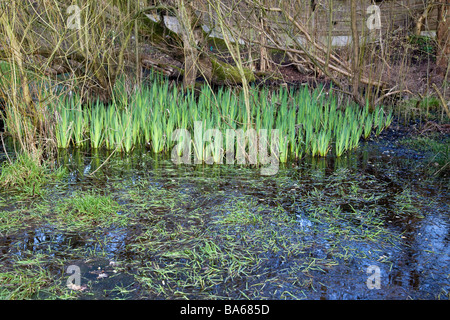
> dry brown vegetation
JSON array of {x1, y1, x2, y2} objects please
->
[{"x1": 0, "y1": 0, "x2": 448, "y2": 160}]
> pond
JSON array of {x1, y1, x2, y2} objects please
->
[{"x1": 0, "y1": 125, "x2": 448, "y2": 300}]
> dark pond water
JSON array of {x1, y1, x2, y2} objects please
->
[{"x1": 0, "y1": 126, "x2": 448, "y2": 300}]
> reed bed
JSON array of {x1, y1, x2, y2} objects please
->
[{"x1": 51, "y1": 74, "x2": 393, "y2": 162}]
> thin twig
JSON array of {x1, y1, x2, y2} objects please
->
[
  {"x1": 432, "y1": 83, "x2": 450, "y2": 119},
  {"x1": 88, "y1": 148, "x2": 117, "y2": 177},
  {"x1": 0, "y1": 132, "x2": 12, "y2": 164}
]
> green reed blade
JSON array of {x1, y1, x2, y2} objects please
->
[
  {"x1": 54, "y1": 97, "x2": 73, "y2": 148},
  {"x1": 71, "y1": 96, "x2": 85, "y2": 147},
  {"x1": 89, "y1": 100, "x2": 105, "y2": 149}
]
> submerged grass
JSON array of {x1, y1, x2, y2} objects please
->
[
  {"x1": 0, "y1": 153, "x2": 67, "y2": 198},
  {"x1": 53, "y1": 191, "x2": 126, "y2": 229},
  {"x1": 397, "y1": 134, "x2": 450, "y2": 175},
  {"x1": 0, "y1": 262, "x2": 66, "y2": 299},
  {"x1": 0, "y1": 145, "x2": 446, "y2": 299},
  {"x1": 116, "y1": 166, "x2": 405, "y2": 299}
]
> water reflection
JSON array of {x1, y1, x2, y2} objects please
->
[
  {"x1": 0, "y1": 138, "x2": 448, "y2": 299},
  {"x1": 1, "y1": 225, "x2": 130, "y2": 262}
]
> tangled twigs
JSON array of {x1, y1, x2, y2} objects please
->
[
  {"x1": 432, "y1": 83, "x2": 450, "y2": 119},
  {"x1": 419, "y1": 121, "x2": 450, "y2": 134}
]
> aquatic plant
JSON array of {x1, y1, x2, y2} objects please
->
[
  {"x1": 363, "y1": 112, "x2": 373, "y2": 139},
  {"x1": 316, "y1": 129, "x2": 332, "y2": 157},
  {"x1": 335, "y1": 125, "x2": 350, "y2": 157},
  {"x1": 0, "y1": 152, "x2": 66, "y2": 197},
  {"x1": 104, "y1": 106, "x2": 117, "y2": 150},
  {"x1": 373, "y1": 107, "x2": 385, "y2": 136},
  {"x1": 54, "y1": 98, "x2": 73, "y2": 149},
  {"x1": 120, "y1": 110, "x2": 134, "y2": 153},
  {"x1": 150, "y1": 112, "x2": 165, "y2": 154},
  {"x1": 54, "y1": 191, "x2": 125, "y2": 228},
  {"x1": 49, "y1": 77, "x2": 393, "y2": 162},
  {"x1": 89, "y1": 100, "x2": 105, "y2": 149},
  {"x1": 71, "y1": 96, "x2": 85, "y2": 147},
  {"x1": 384, "y1": 108, "x2": 394, "y2": 129}
]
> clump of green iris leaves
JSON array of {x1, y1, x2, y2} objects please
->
[{"x1": 52, "y1": 73, "x2": 393, "y2": 161}]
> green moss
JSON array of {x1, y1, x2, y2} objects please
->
[
  {"x1": 211, "y1": 57, "x2": 255, "y2": 84},
  {"x1": 206, "y1": 36, "x2": 233, "y2": 52},
  {"x1": 137, "y1": 13, "x2": 182, "y2": 47}
]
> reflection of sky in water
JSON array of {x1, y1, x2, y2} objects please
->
[
  {"x1": 7, "y1": 226, "x2": 68, "y2": 257},
  {"x1": 420, "y1": 214, "x2": 449, "y2": 255},
  {"x1": 7, "y1": 226, "x2": 128, "y2": 260},
  {"x1": 1, "y1": 141, "x2": 448, "y2": 299},
  {"x1": 83, "y1": 164, "x2": 91, "y2": 176},
  {"x1": 99, "y1": 228, "x2": 128, "y2": 258},
  {"x1": 415, "y1": 213, "x2": 450, "y2": 287},
  {"x1": 384, "y1": 203, "x2": 449, "y2": 298}
]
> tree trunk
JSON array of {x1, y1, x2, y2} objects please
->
[
  {"x1": 350, "y1": 0, "x2": 360, "y2": 102},
  {"x1": 177, "y1": 0, "x2": 199, "y2": 88},
  {"x1": 258, "y1": 2, "x2": 271, "y2": 73},
  {"x1": 415, "y1": 0, "x2": 435, "y2": 36},
  {"x1": 436, "y1": 0, "x2": 449, "y2": 76}
]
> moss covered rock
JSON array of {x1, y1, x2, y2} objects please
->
[{"x1": 211, "y1": 57, "x2": 255, "y2": 84}]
